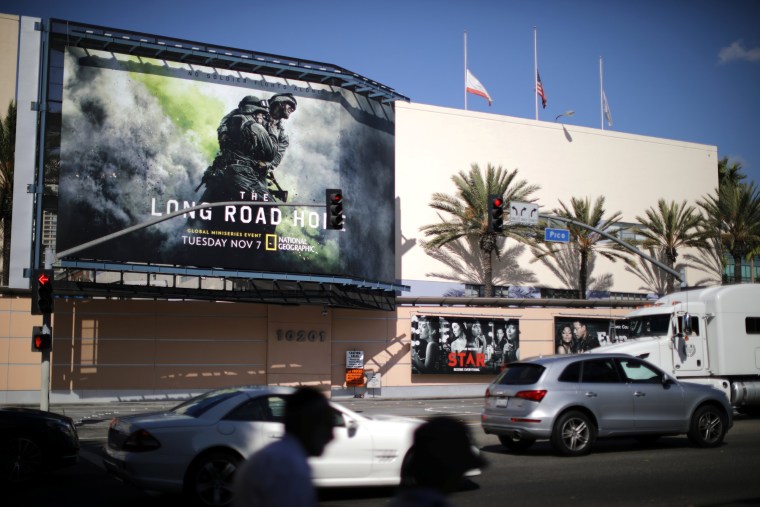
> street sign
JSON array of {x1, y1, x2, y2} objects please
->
[
  {"x1": 346, "y1": 350, "x2": 364, "y2": 368},
  {"x1": 545, "y1": 228, "x2": 570, "y2": 243},
  {"x1": 508, "y1": 201, "x2": 539, "y2": 225}
]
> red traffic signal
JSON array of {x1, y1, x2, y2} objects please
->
[
  {"x1": 31, "y1": 326, "x2": 52, "y2": 352},
  {"x1": 326, "y1": 188, "x2": 344, "y2": 230},
  {"x1": 488, "y1": 194, "x2": 504, "y2": 233},
  {"x1": 31, "y1": 269, "x2": 54, "y2": 315}
]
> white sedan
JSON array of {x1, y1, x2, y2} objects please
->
[{"x1": 103, "y1": 386, "x2": 423, "y2": 506}]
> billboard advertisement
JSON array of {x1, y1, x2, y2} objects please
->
[
  {"x1": 411, "y1": 314, "x2": 520, "y2": 375},
  {"x1": 553, "y1": 317, "x2": 629, "y2": 354},
  {"x1": 57, "y1": 47, "x2": 395, "y2": 283}
]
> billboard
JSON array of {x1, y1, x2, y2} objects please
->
[
  {"x1": 57, "y1": 47, "x2": 395, "y2": 283},
  {"x1": 411, "y1": 314, "x2": 520, "y2": 375},
  {"x1": 553, "y1": 317, "x2": 629, "y2": 354}
]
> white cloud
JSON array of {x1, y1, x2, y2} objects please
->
[{"x1": 719, "y1": 40, "x2": 760, "y2": 64}]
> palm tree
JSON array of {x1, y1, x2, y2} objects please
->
[
  {"x1": 699, "y1": 182, "x2": 760, "y2": 284},
  {"x1": 746, "y1": 244, "x2": 760, "y2": 283},
  {"x1": 635, "y1": 199, "x2": 707, "y2": 294},
  {"x1": 718, "y1": 157, "x2": 746, "y2": 188},
  {"x1": 0, "y1": 100, "x2": 16, "y2": 287},
  {"x1": 533, "y1": 196, "x2": 630, "y2": 299},
  {"x1": 420, "y1": 163, "x2": 540, "y2": 297},
  {"x1": 682, "y1": 234, "x2": 725, "y2": 287}
]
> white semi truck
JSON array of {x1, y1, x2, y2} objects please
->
[{"x1": 599, "y1": 284, "x2": 760, "y2": 415}]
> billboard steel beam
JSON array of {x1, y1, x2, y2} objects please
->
[{"x1": 47, "y1": 19, "x2": 410, "y2": 104}]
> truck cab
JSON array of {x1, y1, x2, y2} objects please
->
[
  {"x1": 597, "y1": 285, "x2": 760, "y2": 412},
  {"x1": 603, "y1": 303, "x2": 708, "y2": 376}
]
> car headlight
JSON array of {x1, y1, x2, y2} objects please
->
[{"x1": 46, "y1": 419, "x2": 78, "y2": 441}]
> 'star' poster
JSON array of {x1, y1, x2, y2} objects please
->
[{"x1": 411, "y1": 315, "x2": 520, "y2": 375}]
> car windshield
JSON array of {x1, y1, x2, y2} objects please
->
[
  {"x1": 626, "y1": 314, "x2": 672, "y2": 339},
  {"x1": 495, "y1": 363, "x2": 545, "y2": 385},
  {"x1": 171, "y1": 389, "x2": 241, "y2": 417}
]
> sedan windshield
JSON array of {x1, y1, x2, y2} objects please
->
[
  {"x1": 171, "y1": 389, "x2": 241, "y2": 417},
  {"x1": 626, "y1": 314, "x2": 672, "y2": 339}
]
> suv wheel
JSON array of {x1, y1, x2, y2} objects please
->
[
  {"x1": 498, "y1": 433, "x2": 536, "y2": 452},
  {"x1": 550, "y1": 410, "x2": 595, "y2": 457},
  {"x1": 687, "y1": 405, "x2": 727, "y2": 448}
]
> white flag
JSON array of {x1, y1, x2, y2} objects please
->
[
  {"x1": 466, "y1": 69, "x2": 493, "y2": 106},
  {"x1": 602, "y1": 90, "x2": 613, "y2": 127}
]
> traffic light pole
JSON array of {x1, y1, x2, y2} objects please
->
[
  {"x1": 539, "y1": 214, "x2": 684, "y2": 284},
  {"x1": 55, "y1": 200, "x2": 321, "y2": 261},
  {"x1": 40, "y1": 248, "x2": 52, "y2": 411}
]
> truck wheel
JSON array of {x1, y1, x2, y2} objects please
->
[
  {"x1": 498, "y1": 433, "x2": 536, "y2": 452},
  {"x1": 687, "y1": 405, "x2": 727, "y2": 448},
  {"x1": 550, "y1": 410, "x2": 595, "y2": 456}
]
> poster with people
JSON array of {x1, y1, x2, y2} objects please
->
[
  {"x1": 553, "y1": 317, "x2": 629, "y2": 355},
  {"x1": 411, "y1": 315, "x2": 520, "y2": 375},
  {"x1": 56, "y1": 47, "x2": 395, "y2": 284}
]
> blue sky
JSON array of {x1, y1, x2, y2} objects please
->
[{"x1": 4, "y1": 0, "x2": 760, "y2": 187}]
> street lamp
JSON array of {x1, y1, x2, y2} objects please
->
[{"x1": 555, "y1": 110, "x2": 575, "y2": 122}]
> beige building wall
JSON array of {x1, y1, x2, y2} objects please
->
[
  {"x1": 0, "y1": 296, "x2": 44, "y2": 400},
  {"x1": 1, "y1": 295, "x2": 634, "y2": 403},
  {"x1": 396, "y1": 101, "x2": 719, "y2": 292},
  {"x1": 0, "y1": 36, "x2": 716, "y2": 403},
  {"x1": 0, "y1": 13, "x2": 18, "y2": 111}
]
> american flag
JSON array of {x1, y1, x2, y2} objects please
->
[{"x1": 536, "y1": 71, "x2": 547, "y2": 109}]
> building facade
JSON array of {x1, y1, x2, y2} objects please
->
[{"x1": 0, "y1": 15, "x2": 716, "y2": 404}]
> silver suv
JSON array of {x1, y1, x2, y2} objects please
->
[{"x1": 481, "y1": 353, "x2": 732, "y2": 456}]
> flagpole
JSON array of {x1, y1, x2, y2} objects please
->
[
  {"x1": 464, "y1": 31, "x2": 468, "y2": 111},
  {"x1": 534, "y1": 26, "x2": 538, "y2": 120},
  {"x1": 600, "y1": 56, "x2": 604, "y2": 130}
]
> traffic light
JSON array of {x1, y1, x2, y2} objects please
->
[
  {"x1": 31, "y1": 326, "x2": 52, "y2": 352},
  {"x1": 487, "y1": 194, "x2": 504, "y2": 233},
  {"x1": 32, "y1": 269, "x2": 54, "y2": 315},
  {"x1": 326, "y1": 188, "x2": 344, "y2": 230}
]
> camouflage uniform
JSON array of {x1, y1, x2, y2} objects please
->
[{"x1": 199, "y1": 96, "x2": 279, "y2": 203}]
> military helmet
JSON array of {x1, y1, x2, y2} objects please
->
[
  {"x1": 238, "y1": 95, "x2": 269, "y2": 115},
  {"x1": 269, "y1": 93, "x2": 297, "y2": 112}
]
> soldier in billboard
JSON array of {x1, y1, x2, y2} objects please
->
[
  {"x1": 198, "y1": 95, "x2": 280, "y2": 204},
  {"x1": 267, "y1": 93, "x2": 297, "y2": 169},
  {"x1": 264, "y1": 93, "x2": 297, "y2": 201}
]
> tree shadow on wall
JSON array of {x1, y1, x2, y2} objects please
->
[
  {"x1": 530, "y1": 242, "x2": 613, "y2": 294},
  {"x1": 422, "y1": 236, "x2": 537, "y2": 288}
]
